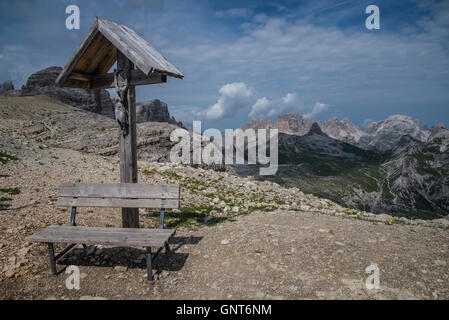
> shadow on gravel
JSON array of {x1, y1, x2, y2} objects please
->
[
  {"x1": 143, "y1": 209, "x2": 230, "y2": 229},
  {"x1": 56, "y1": 236, "x2": 203, "y2": 274}
]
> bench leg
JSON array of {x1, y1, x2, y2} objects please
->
[
  {"x1": 159, "y1": 208, "x2": 165, "y2": 229},
  {"x1": 47, "y1": 243, "x2": 57, "y2": 277},
  {"x1": 165, "y1": 242, "x2": 170, "y2": 253},
  {"x1": 146, "y1": 247, "x2": 153, "y2": 282}
]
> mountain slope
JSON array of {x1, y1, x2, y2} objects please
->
[
  {"x1": 379, "y1": 131, "x2": 449, "y2": 217},
  {"x1": 233, "y1": 124, "x2": 449, "y2": 219},
  {"x1": 0, "y1": 95, "x2": 180, "y2": 163}
]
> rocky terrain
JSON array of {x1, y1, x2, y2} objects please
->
[
  {"x1": 0, "y1": 95, "x2": 183, "y2": 164},
  {"x1": 0, "y1": 96, "x2": 448, "y2": 300},
  {"x1": 136, "y1": 99, "x2": 183, "y2": 127},
  {"x1": 20, "y1": 67, "x2": 116, "y2": 119},
  {"x1": 321, "y1": 117, "x2": 365, "y2": 146},
  {"x1": 0, "y1": 67, "x2": 182, "y2": 125},
  {"x1": 242, "y1": 114, "x2": 315, "y2": 137}
]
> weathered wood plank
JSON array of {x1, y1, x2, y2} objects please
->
[
  {"x1": 97, "y1": 18, "x2": 183, "y2": 78},
  {"x1": 44, "y1": 225, "x2": 175, "y2": 234},
  {"x1": 118, "y1": 51, "x2": 139, "y2": 228},
  {"x1": 69, "y1": 73, "x2": 92, "y2": 82},
  {"x1": 59, "y1": 183, "x2": 180, "y2": 199},
  {"x1": 94, "y1": 41, "x2": 117, "y2": 74},
  {"x1": 57, "y1": 197, "x2": 179, "y2": 209},
  {"x1": 84, "y1": 35, "x2": 114, "y2": 74},
  {"x1": 28, "y1": 225, "x2": 175, "y2": 247},
  {"x1": 63, "y1": 79, "x2": 90, "y2": 89},
  {"x1": 74, "y1": 32, "x2": 109, "y2": 73},
  {"x1": 74, "y1": 69, "x2": 166, "y2": 89}
]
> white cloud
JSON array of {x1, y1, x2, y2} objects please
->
[
  {"x1": 282, "y1": 92, "x2": 297, "y2": 105},
  {"x1": 203, "y1": 82, "x2": 252, "y2": 120},
  {"x1": 304, "y1": 102, "x2": 330, "y2": 118},
  {"x1": 249, "y1": 97, "x2": 272, "y2": 117},
  {"x1": 249, "y1": 92, "x2": 329, "y2": 119},
  {"x1": 215, "y1": 8, "x2": 252, "y2": 19}
]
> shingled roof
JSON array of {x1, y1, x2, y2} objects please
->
[{"x1": 56, "y1": 17, "x2": 183, "y2": 89}]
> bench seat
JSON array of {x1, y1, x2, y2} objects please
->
[
  {"x1": 28, "y1": 225, "x2": 176, "y2": 247},
  {"x1": 28, "y1": 181, "x2": 181, "y2": 282}
]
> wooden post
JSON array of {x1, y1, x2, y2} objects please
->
[{"x1": 117, "y1": 50, "x2": 139, "y2": 228}]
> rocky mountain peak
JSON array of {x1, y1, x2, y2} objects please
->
[
  {"x1": 136, "y1": 99, "x2": 182, "y2": 127},
  {"x1": 240, "y1": 117, "x2": 274, "y2": 131},
  {"x1": 276, "y1": 113, "x2": 316, "y2": 135},
  {"x1": 362, "y1": 114, "x2": 432, "y2": 152},
  {"x1": 321, "y1": 116, "x2": 365, "y2": 145},
  {"x1": 307, "y1": 122, "x2": 325, "y2": 135},
  {"x1": 365, "y1": 114, "x2": 427, "y2": 136},
  {"x1": 24, "y1": 66, "x2": 62, "y2": 88},
  {"x1": 431, "y1": 123, "x2": 447, "y2": 136}
]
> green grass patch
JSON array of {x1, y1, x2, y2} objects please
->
[
  {"x1": 0, "y1": 187, "x2": 20, "y2": 195},
  {"x1": 164, "y1": 171, "x2": 182, "y2": 180},
  {"x1": 0, "y1": 151, "x2": 18, "y2": 164},
  {"x1": 144, "y1": 206, "x2": 228, "y2": 230}
]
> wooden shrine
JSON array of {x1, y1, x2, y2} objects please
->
[{"x1": 56, "y1": 17, "x2": 183, "y2": 228}]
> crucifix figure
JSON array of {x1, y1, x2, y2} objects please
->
[{"x1": 114, "y1": 69, "x2": 130, "y2": 137}]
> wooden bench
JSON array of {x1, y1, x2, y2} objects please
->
[{"x1": 28, "y1": 180, "x2": 180, "y2": 281}]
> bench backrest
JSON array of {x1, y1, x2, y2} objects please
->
[{"x1": 57, "y1": 183, "x2": 180, "y2": 209}]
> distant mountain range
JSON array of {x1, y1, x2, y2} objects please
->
[
  {"x1": 242, "y1": 113, "x2": 442, "y2": 152},
  {"x1": 237, "y1": 114, "x2": 449, "y2": 219}
]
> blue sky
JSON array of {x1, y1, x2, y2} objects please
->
[{"x1": 1, "y1": 0, "x2": 448, "y2": 130}]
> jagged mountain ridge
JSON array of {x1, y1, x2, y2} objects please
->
[
  {"x1": 380, "y1": 130, "x2": 449, "y2": 217},
  {"x1": 241, "y1": 113, "x2": 442, "y2": 152},
  {"x1": 233, "y1": 122, "x2": 449, "y2": 219}
]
